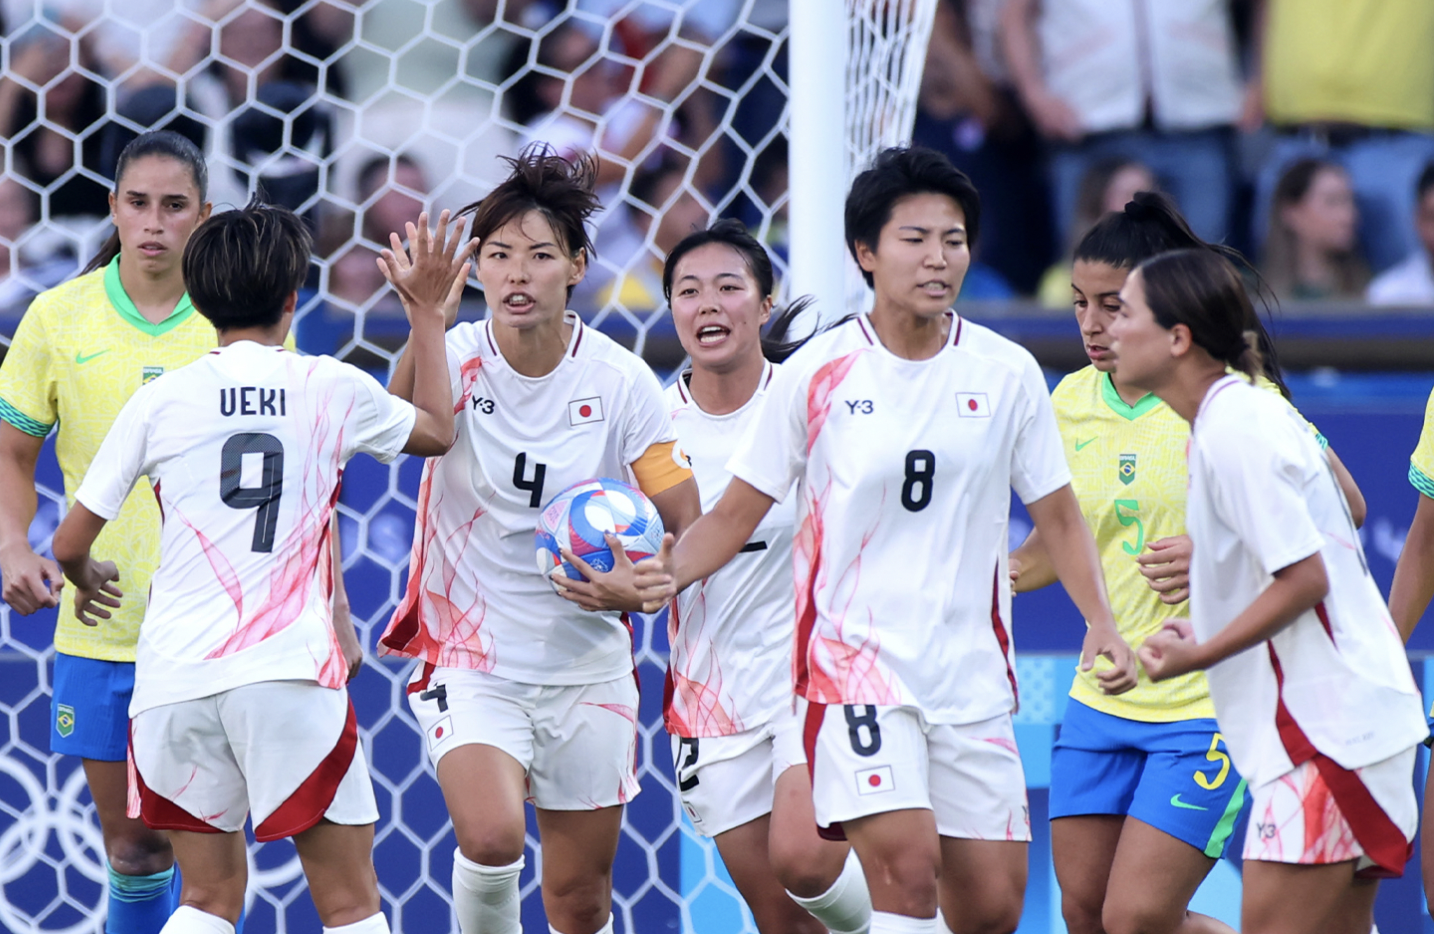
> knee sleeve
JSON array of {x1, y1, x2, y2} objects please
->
[
  {"x1": 787, "y1": 849, "x2": 872, "y2": 934},
  {"x1": 453, "y1": 850, "x2": 524, "y2": 934}
]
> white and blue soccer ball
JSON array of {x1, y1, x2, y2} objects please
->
[{"x1": 535, "y1": 478, "x2": 665, "y2": 589}]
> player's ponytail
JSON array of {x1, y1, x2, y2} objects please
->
[
  {"x1": 1077, "y1": 191, "x2": 1290, "y2": 398},
  {"x1": 1136, "y1": 249, "x2": 1267, "y2": 385},
  {"x1": 82, "y1": 130, "x2": 209, "y2": 275}
]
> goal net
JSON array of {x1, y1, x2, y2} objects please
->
[{"x1": 0, "y1": 1, "x2": 934, "y2": 930}]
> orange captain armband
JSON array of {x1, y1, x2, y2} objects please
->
[{"x1": 631, "y1": 440, "x2": 693, "y2": 498}]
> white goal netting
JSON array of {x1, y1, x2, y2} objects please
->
[{"x1": 0, "y1": 1, "x2": 934, "y2": 930}]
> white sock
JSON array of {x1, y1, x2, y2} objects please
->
[
  {"x1": 159, "y1": 906, "x2": 236, "y2": 934},
  {"x1": 323, "y1": 912, "x2": 391, "y2": 933},
  {"x1": 868, "y1": 910, "x2": 939, "y2": 934},
  {"x1": 453, "y1": 849, "x2": 524, "y2": 934},
  {"x1": 548, "y1": 915, "x2": 613, "y2": 934},
  {"x1": 787, "y1": 850, "x2": 873, "y2": 934}
]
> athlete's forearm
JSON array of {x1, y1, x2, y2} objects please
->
[
  {"x1": 388, "y1": 339, "x2": 417, "y2": 402},
  {"x1": 1009, "y1": 527, "x2": 1057, "y2": 594},
  {"x1": 403, "y1": 313, "x2": 455, "y2": 455},
  {"x1": 0, "y1": 423, "x2": 42, "y2": 553},
  {"x1": 1389, "y1": 495, "x2": 1434, "y2": 642},
  {"x1": 1192, "y1": 553, "x2": 1328, "y2": 668},
  {"x1": 52, "y1": 503, "x2": 107, "y2": 584},
  {"x1": 1027, "y1": 485, "x2": 1118, "y2": 633},
  {"x1": 671, "y1": 478, "x2": 773, "y2": 592}
]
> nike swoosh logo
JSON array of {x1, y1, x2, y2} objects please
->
[
  {"x1": 1170, "y1": 794, "x2": 1208, "y2": 811},
  {"x1": 75, "y1": 350, "x2": 109, "y2": 364},
  {"x1": 1075, "y1": 437, "x2": 1098, "y2": 451}
]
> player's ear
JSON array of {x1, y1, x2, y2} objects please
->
[
  {"x1": 854, "y1": 239, "x2": 878, "y2": 273},
  {"x1": 1168, "y1": 322, "x2": 1195, "y2": 359},
  {"x1": 759, "y1": 295, "x2": 773, "y2": 327},
  {"x1": 568, "y1": 247, "x2": 587, "y2": 287},
  {"x1": 197, "y1": 201, "x2": 213, "y2": 224},
  {"x1": 282, "y1": 290, "x2": 299, "y2": 316}
]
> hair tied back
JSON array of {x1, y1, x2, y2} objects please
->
[{"x1": 1123, "y1": 198, "x2": 1156, "y2": 222}]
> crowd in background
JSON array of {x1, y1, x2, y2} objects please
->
[{"x1": 0, "y1": 0, "x2": 1432, "y2": 360}]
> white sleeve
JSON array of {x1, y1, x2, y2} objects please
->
[
  {"x1": 1009, "y1": 356, "x2": 1072, "y2": 504},
  {"x1": 622, "y1": 362, "x2": 679, "y2": 464},
  {"x1": 727, "y1": 359, "x2": 807, "y2": 503},
  {"x1": 1204, "y1": 410, "x2": 1324, "y2": 576},
  {"x1": 75, "y1": 389, "x2": 153, "y2": 521},
  {"x1": 445, "y1": 322, "x2": 483, "y2": 407},
  {"x1": 341, "y1": 366, "x2": 418, "y2": 465}
]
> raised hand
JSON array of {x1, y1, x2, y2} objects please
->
[{"x1": 377, "y1": 209, "x2": 478, "y2": 329}]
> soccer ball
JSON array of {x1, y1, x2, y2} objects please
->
[{"x1": 535, "y1": 478, "x2": 666, "y2": 588}]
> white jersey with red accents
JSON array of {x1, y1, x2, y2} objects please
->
[
  {"x1": 1186, "y1": 375, "x2": 1426, "y2": 788},
  {"x1": 380, "y1": 313, "x2": 680, "y2": 685},
  {"x1": 74, "y1": 341, "x2": 417, "y2": 716},
  {"x1": 664, "y1": 362, "x2": 797, "y2": 737},
  {"x1": 728, "y1": 313, "x2": 1071, "y2": 724}
]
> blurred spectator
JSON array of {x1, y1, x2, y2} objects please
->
[
  {"x1": 915, "y1": 0, "x2": 1051, "y2": 294},
  {"x1": 1036, "y1": 157, "x2": 1156, "y2": 305},
  {"x1": 509, "y1": 21, "x2": 700, "y2": 192},
  {"x1": 588, "y1": 158, "x2": 708, "y2": 317},
  {"x1": 329, "y1": 0, "x2": 526, "y2": 207},
  {"x1": 0, "y1": 23, "x2": 109, "y2": 218},
  {"x1": 1252, "y1": 0, "x2": 1434, "y2": 274},
  {"x1": 0, "y1": 171, "x2": 77, "y2": 323},
  {"x1": 1001, "y1": 0, "x2": 1247, "y2": 244},
  {"x1": 323, "y1": 154, "x2": 427, "y2": 314},
  {"x1": 1367, "y1": 163, "x2": 1434, "y2": 305},
  {"x1": 1261, "y1": 158, "x2": 1367, "y2": 301}
]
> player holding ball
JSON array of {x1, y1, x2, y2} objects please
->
[{"x1": 378, "y1": 145, "x2": 700, "y2": 934}]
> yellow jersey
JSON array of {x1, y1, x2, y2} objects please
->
[
  {"x1": 1409, "y1": 388, "x2": 1434, "y2": 499},
  {"x1": 1052, "y1": 367, "x2": 1327, "y2": 722},
  {"x1": 0, "y1": 257, "x2": 217, "y2": 661}
]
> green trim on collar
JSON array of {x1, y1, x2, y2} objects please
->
[
  {"x1": 104, "y1": 255, "x2": 195, "y2": 336},
  {"x1": 1100, "y1": 371, "x2": 1162, "y2": 421}
]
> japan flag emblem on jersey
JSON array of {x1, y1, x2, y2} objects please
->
[
  {"x1": 856, "y1": 765, "x2": 895, "y2": 795},
  {"x1": 426, "y1": 716, "x2": 454, "y2": 752},
  {"x1": 957, "y1": 392, "x2": 990, "y2": 417},
  {"x1": 569, "y1": 396, "x2": 605, "y2": 426}
]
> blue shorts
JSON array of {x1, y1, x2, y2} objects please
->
[
  {"x1": 1049, "y1": 698, "x2": 1247, "y2": 858},
  {"x1": 51, "y1": 653, "x2": 133, "y2": 761}
]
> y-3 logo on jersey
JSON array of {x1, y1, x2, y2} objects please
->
[
  {"x1": 844, "y1": 400, "x2": 874, "y2": 415},
  {"x1": 1118, "y1": 453, "x2": 1136, "y2": 485},
  {"x1": 471, "y1": 396, "x2": 496, "y2": 414}
]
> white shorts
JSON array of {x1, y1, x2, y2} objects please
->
[
  {"x1": 129, "y1": 681, "x2": 378, "y2": 842},
  {"x1": 1244, "y1": 746, "x2": 1418, "y2": 878},
  {"x1": 671, "y1": 700, "x2": 807, "y2": 837},
  {"x1": 806, "y1": 703, "x2": 1030, "y2": 842},
  {"x1": 408, "y1": 664, "x2": 641, "y2": 810}
]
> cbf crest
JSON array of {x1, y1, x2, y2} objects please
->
[
  {"x1": 1118, "y1": 453, "x2": 1136, "y2": 485},
  {"x1": 141, "y1": 366, "x2": 164, "y2": 384}
]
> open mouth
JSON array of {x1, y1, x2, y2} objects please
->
[
  {"x1": 504, "y1": 292, "x2": 536, "y2": 311},
  {"x1": 696, "y1": 324, "x2": 729, "y2": 346}
]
